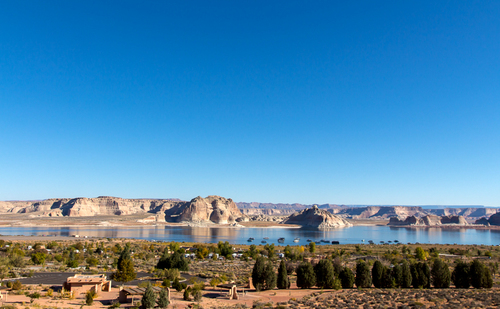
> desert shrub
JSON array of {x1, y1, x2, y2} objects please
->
[
  {"x1": 162, "y1": 279, "x2": 170, "y2": 288},
  {"x1": 12, "y1": 280, "x2": 23, "y2": 290},
  {"x1": 46, "y1": 288, "x2": 53, "y2": 297},
  {"x1": 191, "y1": 288, "x2": 202, "y2": 302},
  {"x1": 85, "y1": 291, "x2": 94, "y2": 306},
  {"x1": 183, "y1": 287, "x2": 191, "y2": 301},
  {"x1": 172, "y1": 278, "x2": 187, "y2": 292}
]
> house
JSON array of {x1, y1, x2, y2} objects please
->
[{"x1": 63, "y1": 274, "x2": 112, "y2": 296}]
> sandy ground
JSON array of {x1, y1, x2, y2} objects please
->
[{"x1": 0, "y1": 283, "x2": 323, "y2": 309}]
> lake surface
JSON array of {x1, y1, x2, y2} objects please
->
[{"x1": 1, "y1": 226, "x2": 499, "y2": 246}]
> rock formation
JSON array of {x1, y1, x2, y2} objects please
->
[
  {"x1": 282, "y1": 205, "x2": 352, "y2": 229},
  {"x1": 163, "y1": 196, "x2": 243, "y2": 224},
  {"x1": 388, "y1": 215, "x2": 468, "y2": 226},
  {"x1": 475, "y1": 212, "x2": 500, "y2": 226},
  {"x1": 0, "y1": 195, "x2": 244, "y2": 224}
]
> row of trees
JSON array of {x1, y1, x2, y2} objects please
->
[{"x1": 252, "y1": 257, "x2": 493, "y2": 290}]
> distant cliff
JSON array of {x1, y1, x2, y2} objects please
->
[
  {"x1": 388, "y1": 215, "x2": 468, "y2": 226},
  {"x1": 475, "y1": 213, "x2": 500, "y2": 226},
  {"x1": 236, "y1": 202, "x2": 497, "y2": 221},
  {"x1": 0, "y1": 195, "x2": 243, "y2": 224}
]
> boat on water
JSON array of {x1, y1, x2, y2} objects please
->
[
  {"x1": 321, "y1": 239, "x2": 329, "y2": 243},
  {"x1": 247, "y1": 238, "x2": 254, "y2": 242},
  {"x1": 293, "y1": 238, "x2": 300, "y2": 243},
  {"x1": 261, "y1": 240, "x2": 267, "y2": 243},
  {"x1": 331, "y1": 240, "x2": 340, "y2": 245},
  {"x1": 307, "y1": 239, "x2": 313, "y2": 242},
  {"x1": 278, "y1": 237, "x2": 285, "y2": 243},
  {"x1": 263, "y1": 237, "x2": 269, "y2": 240}
]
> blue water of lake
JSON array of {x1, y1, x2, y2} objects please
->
[{"x1": 1, "y1": 225, "x2": 499, "y2": 246}]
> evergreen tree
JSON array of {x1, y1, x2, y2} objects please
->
[
  {"x1": 470, "y1": 260, "x2": 493, "y2": 289},
  {"x1": 264, "y1": 261, "x2": 276, "y2": 290},
  {"x1": 85, "y1": 292, "x2": 94, "y2": 306},
  {"x1": 183, "y1": 287, "x2": 191, "y2": 301},
  {"x1": 355, "y1": 260, "x2": 372, "y2": 288},
  {"x1": 296, "y1": 262, "x2": 316, "y2": 289},
  {"x1": 157, "y1": 249, "x2": 189, "y2": 271},
  {"x1": 277, "y1": 260, "x2": 289, "y2": 289},
  {"x1": 157, "y1": 289, "x2": 169, "y2": 309},
  {"x1": 191, "y1": 288, "x2": 202, "y2": 302},
  {"x1": 431, "y1": 258, "x2": 451, "y2": 288},
  {"x1": 332, "y1": 257, "x2": 343, "y2": 277},
  {"x1": 315, "y1": 259, "x2": 335, "y2": 289},
  {"x1": 401, "y1": 260, "x2": 412, "y2": 288},
  {"x1": 411, "y1": 262, "x2": 430, "y2": 289},
  {"x1": 218, "y1": 241, "x2": 234, "y2": 259},
  {"x1": 141, "y1": 283, "x2": 156, "y2": 309},
  {"x1": 252, "y1": 256, "x2": 266, "y2": 291},
  {"x1": 113, "y1": 245, "x2": 136, "y2": 285},
  {"x1": 308, "y1": 242, "x2": 316, "y2": 254},
  {"x1": 392, "y1": 264, "x2": 403, "y2": 288},
  {"x1": 371, "y1": 261, "x2": 384, "y2": 288},
  {"x1": 381, "y1": 265, "x2": 394, "y2": 288},
  {"x1": 452, "y1": 261, "x2": 470, "y2": 289},
  {"x1": 339, "y1": 267, "x2": 355, "y2": 289}
]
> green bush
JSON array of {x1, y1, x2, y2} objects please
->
[
  {"x1": 12, "y1": 280, "x2": 23, "y2": 290},
  {"x1": 86, "y1": 292, "x2": 94, "y2": 306}
]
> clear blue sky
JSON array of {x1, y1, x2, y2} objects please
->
[{"x1": 1, "y1": 1, "x2": 499, "y2": 206}]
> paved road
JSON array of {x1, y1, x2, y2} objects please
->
[
  {"x1": 12, "y1": 271, "x2": 196, "y2": 287},
  {"x1": 14, "y1": 272, "x2": 150, "y2": 286}
]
